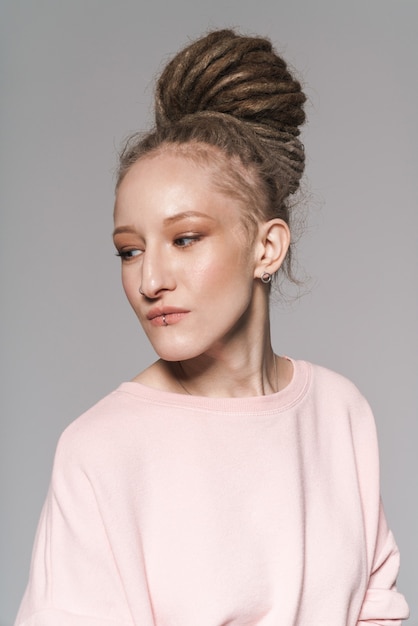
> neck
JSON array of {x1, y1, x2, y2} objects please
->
[
  {"x1": 164, "y1": 304, "x2": 288, "y2": 397},
  {"x1": 172, "y1": 349, "x2": 279, "y2": 398}
]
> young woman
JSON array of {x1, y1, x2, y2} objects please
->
[{"x1": 15, "y1": 29, "x2": 409, "y2": 626}]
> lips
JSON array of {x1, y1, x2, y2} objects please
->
[{"x1": 147, "y1": 307, "x2": 190, "y2": 326}]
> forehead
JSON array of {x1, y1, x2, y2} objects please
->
[
  {"x1": 117, "y1": 140, "x2": 258, "y2": 200},
  {"x1": 115, "y1": 153, "x2": 213, "y2": 210},
  {"x1": 116, "y1": 151, "x2": 213, "y2": 196},
  {"x1": 114, "y1": 151, "x2": 247, "y2": 229},
  {"x1": 117, "y1": 139, "x2": 257, "y2": 196}
]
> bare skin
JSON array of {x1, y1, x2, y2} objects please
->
[
  {"x1": 134, "y1": 351, "x2": 293, "y2": 398},
  {"x1": 114, "y1": 149, "x2": 293, "y2": 398}
]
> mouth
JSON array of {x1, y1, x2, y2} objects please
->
[{"x1": 147, "y1": 307, "x2": 190, "y2": 327}]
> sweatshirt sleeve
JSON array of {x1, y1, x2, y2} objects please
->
[
  {"x1": 356, "y1": 501, "x2": 409, "y2": 625},
  {"x1": 349, "y1": 390, "x2": 409, "y2": 625},
  {"x1": 14, "y1": 429, "x2": 134, "y2": 626}
]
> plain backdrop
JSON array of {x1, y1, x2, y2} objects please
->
[{"x1": 1, "y1": 1, "x2": 417, "y2": 624}]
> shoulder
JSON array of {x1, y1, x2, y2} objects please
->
[
  {"x1": 301, "y1": 360, "x2": 377, "y2": 436},
  {"x1": 300, "y1": 360, "x2": 380, "y2": 472},
  {"x1": 53, "y1": 384, "x2": 152, "y2": 470},
  {"x1": 306, "y1": 361, "x2": 370, "y2": 408}
]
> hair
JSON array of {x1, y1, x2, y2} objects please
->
[{"x1": 117, "y1": 29, "x2": 306, "y2": 283}]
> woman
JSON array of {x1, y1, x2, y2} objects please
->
[{"x1": 15, "y1": 29, "x2": 408, "y2": 625}]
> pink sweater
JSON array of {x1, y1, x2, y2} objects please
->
[{"x1": 15, "y1": 360, "x2": 409, "y2": 625}]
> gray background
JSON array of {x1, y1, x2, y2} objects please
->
[{"x1": 1, "y1": 1, "x2": 416, "y2": 624}]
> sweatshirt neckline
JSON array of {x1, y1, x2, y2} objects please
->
[{"x1": 116, "y1": 358, "x2": 311, "y2": 415}]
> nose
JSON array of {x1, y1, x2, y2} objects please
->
[{"x1": 139, "y1": 245, "x2": 176, "y2": 298}]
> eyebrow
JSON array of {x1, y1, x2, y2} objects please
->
[
  {"x1": 113, "y1": 211, "x2": 215, "y2": 238},
  {"x1": 112, "y1": 225, "x2": 137, "y2": 237},
  {"x1": 163, "y1": 211, "x2": 216, "y2": 226}
]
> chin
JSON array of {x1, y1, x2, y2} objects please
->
[
  {"x1": 148, "y1": 336, "x2": 210, "y2": 363},
  {"x1": 153, "y1": 346, "x2": 205, "y2": 363}
]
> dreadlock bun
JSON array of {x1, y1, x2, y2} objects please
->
[
  {"x1": 155, "y1": 29, "x2": 306, "y2": 193},
  {"x1": 117, "y1": 29, "x2": 307, "y2": 283}
]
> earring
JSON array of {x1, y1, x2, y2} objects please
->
[
  {"x1": 260, "y1": 272, "x2": 272, "y2": 284},
  {"x1": 139, "y1": 286, "x2": 145, "y2": 295}
]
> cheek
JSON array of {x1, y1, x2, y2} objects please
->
[
  {"x1": 191, "y1": 258, "x2": 224, "y2": 284},
  {"x1": 121, "y1": 271, "x2": 130, "y2": 297},
  {"x1": 121, "y1": 270, "x2": 140, "y2": 309},
  {"x1": 188, "y1": 256, "x2": 237, "y2": 299},
  {"x1": 190, "y1": 248, "x2": 253, "y2": 300},
  {"x1": 194, "y1": 236, "x2": 253, "y2": 279}
]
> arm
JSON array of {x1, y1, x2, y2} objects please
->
[
  {"x1": 357, "y1": 501, "x2": 409, "y2": 625},
  {"x1": 349, "y1": 391, "x2": 409, "y2": 625},
  {"x1": 14, "y1": 431, "x2": 134, "y2": 626}
]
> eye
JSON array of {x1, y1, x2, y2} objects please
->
[
  {"x1": 115, "y1": 249, "x2": 143, "y2": 261},
  {"x1": 174, "y1": 235, "x2": 200, "y2": 248}
]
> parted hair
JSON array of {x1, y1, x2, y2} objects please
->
[{"x1": 117, "y1": 29, "x2": 307, "y2": 282}]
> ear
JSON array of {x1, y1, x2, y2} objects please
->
[{"x1": 253, "y1": 218, "x2": 291, "y2": 279}]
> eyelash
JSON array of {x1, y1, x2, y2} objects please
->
[
  {"x1": 115, "y1": 249, "x2": 142, "y2": 261},
  {"x1": 173, "y1": 235, "x2": 201, "y2": 248},
  {"x1": 115, "y1": 236, "x2": 201, "y2": 261}
]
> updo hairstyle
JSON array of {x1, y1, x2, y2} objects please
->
[{"x1": 117, "y1": 29, "x2": 306, "y2": 282}]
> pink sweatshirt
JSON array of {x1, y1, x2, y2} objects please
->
[{"x1": 15, "y1": 360, "x2": 409, "y2": 625}]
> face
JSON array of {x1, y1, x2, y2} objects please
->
[{"x1": 113, "y1": 152, "x2": 263, "y2": 362}]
